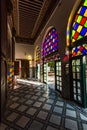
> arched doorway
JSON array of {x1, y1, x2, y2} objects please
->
[
  {"x1": 35, "y1": 46, "x2": 41, "y2": 81},
  {"x1": 42, "y1": 27, "x2": 62, "y2": 92},
  {"x1": 67, "y1": 0, "x2": 87, "y2": 107}
]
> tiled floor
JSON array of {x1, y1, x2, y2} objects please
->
[{"x1": 0, "y1": 79, "x2": 87, "y2": 130}]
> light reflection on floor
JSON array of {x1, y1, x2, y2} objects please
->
[{"x1": 17, "y1": 79, "x2": 44, "y2": 86}]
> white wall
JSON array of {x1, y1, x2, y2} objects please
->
[{"x1": 15, "y1": 43, "x2": 34, "y2": 60}]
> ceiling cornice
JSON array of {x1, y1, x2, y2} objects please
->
[{"x1": 15, "y1": 36, "x2": 35, "y2": 44}]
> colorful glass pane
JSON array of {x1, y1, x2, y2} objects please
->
[
  {"x1": 71, "y1": 0, "x2": 87, "y2": 43},
  {"x1": 72, "y1": 44, "x2": 87, "y2": 57},
  {"x1": 42, "y1": 28, "x2": 58, "y2": 57},
  {"x1": 7, "y1": 62, "x2": 14, "y2": 84}
]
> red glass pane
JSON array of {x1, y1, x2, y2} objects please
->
[
  {"x1": 79, "y1": 46, "x2": 84, "y2": 51},
  {"x1": 74, "y1": 14, "x2": 78, "y2": 21},
  {"x1": 73, "y1": 32, "x2": 79, "y2": 39},
  {"x1": 72, "y1": 52, "x2": 76, "y2": 56},
  {"x1": 80, "y1": 17, "x2": 86, "y2": 25}
]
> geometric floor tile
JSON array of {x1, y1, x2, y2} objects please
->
[
  {"x1": 0, "y1": 80, "x2": 87, "y2": 130},
  {"x1": 28, "y1": 120, "x2": 43, "y2": 130},
  {"x1": 9, "y1": 103, "x2": 19, "y2": 109},
  {"x1": 0, "y1": 123, "x2": 8, "y2": 130},
  {"x1": 42, "y1": 104, "x2": 52, "y2": 111},
  {"x1": 80, "y1": 113, "x2": 87, "y2": 121},
  {"x1": 82, "y1": 123, "x2": 87, "y2": 130},
  {"x1": 16, "y1": 116, "x2": 30, "y2": 128},
  {"x1": 65, "y1": 118, "x2": 78, "y2": 130},
  {"x1": 17, "y1": 105, "x2": 28, "y2": 112},
  {"x1": 6, "y1": 112, "x2": 19, "y2": 122},
  {"x1": 49, "y1": 114, "x2": 61, "y2": 125},
  {"x1": 37, "y1": 111, "x2": 48, "y2": 120},
  {"x1": 66, "y1": 109, "x2": 76, "y2": 118},
  {"x1": 46, "y1": 126, "x2": 58, "y2": 130},
  {"x1": 53, "y1": 106, "x2": 63, "y2": 114},
  {"x1": 26, "y1": 107, "x2": 37, "y2": 116}
]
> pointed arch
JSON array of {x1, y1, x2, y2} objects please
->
[
  {"x1": 66, "y1": 0, "x2": 82, "y2": 46},
  {"x1": 41, "y1": 26, "x2": 59, "y2": 61}
]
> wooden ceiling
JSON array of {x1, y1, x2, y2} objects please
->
[{"x1": 12, "y1": 0, "x2": 60, "y2": 44}]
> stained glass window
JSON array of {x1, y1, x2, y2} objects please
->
[
  {"x1": 72, "y1": 44, "x2": 87, "y2": 57},
  {"x1": 42, "y1": 28, "x2": 58, "y2": 57},
  {"x1": 71, "y1": 0, "x2": 87, "y2": 43},
  {"x1": 7, "y1": 62, "x2": 14, "y2": 84}
]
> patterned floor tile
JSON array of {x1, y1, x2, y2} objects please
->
[
  {"x1": 37, "y1": 110, "x2": 48, "y2": 120},
  {"x1": 65, "y1": 118, "x2": 78, "y2": 130},
  {"x1": 66, "y1": 109, "x2": 76, "y2": 118},
  {"x1": 49, "y1": 114, "x2": 61, "y2": 125},
  {"x1": 9, "y1": 103, "x2": 19, "y2": 109},
  {"x1": 82, "y1": 123, "x2": 87, "y2": 130},
  {"x1": 53, "y1": 106, "x2": 63, "y2": 114},
  {"x1": 42, "y1": 104, "x2": 52, "y2": 111},
  {"x1": 38, "y1": 97, "x2": 46, "y2": 102},
  {"x1": 0, "y1": 80, "x2": 87, "y2": 130},
  {"x1": 28, "y1": 120, "x2": 43, "y2": 130},
  {"x1": 26, "y1": 107, "x2": 37, "y2": 116},
  {"x1": 46, "y1": 125, "x2": 58, "y2": 130},
  {"x1": 6, "y1": 112, "x2": 19, "y2": 122},
  {"x1": 0, "y1": 123, "x2": 8, "y2": 130},
  {"x1": 80, "y1": 113, "x2": 87, "y2": 121},
  {"x1": 16, "y1": 116, "x2": 30, "y2": 128},
  {"x1": 33, "y1": 102, "x2": 42, "y2": 108},
  {"x1": 25, "y1": 99, "x2": 34, "y2": 105},
  {"x1": 46, "y1": 99, "x2": 54, "y2": 104},
  {"x1": 17, "y1": 105, "x2": 28, "y2": 112},
  {"x1": 56, "y1": 101, "x2": 64, "y2": 107}
]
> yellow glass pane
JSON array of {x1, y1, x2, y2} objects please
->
[
  {"x1": 72, "y1": 49, "x2": 74, "y2": 53},
  {"x1": 85, "y1": 32, "x2": 87, "y2": 36},
  {"x1": 85, "y1": 44, "x2": 87, "y2": 49},
  {"x1": 72, "y1": 38, "x2": 75, "y2": 42},
  {"x1": 84, "y1": 10, "x2": 87, "y2": 17},
  {"x1": 72, "y1": 22, "x2": 75, "y2": 27},
  {"x1": 77, "y1": 51, "x2": 81, "y2": 55},
  {"x1": 77, "y1": 7, "x2": 81, "y2": 14},
  {"x1": 77, "y1": 25, "x2": 82, "y2": 33}
]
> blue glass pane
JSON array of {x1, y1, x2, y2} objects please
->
[
  {"x1": 80, "y1": 6, "x2": 86, "y2": 15},
  {"x1": 74, "y1": 47, "x2": 78, "y2": 52},
  {"x1": 73, "y1": 23, "x2": 79, "y2": 30},
  {"x1": 80, "y1": 27, "x2": 87, "y2": 35},
  {"x1": 82, "y1": 49, "x2": 87, "y2": 54}
]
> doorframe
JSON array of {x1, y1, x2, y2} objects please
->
[
  {"x1": 71, "y1": 55, "x2": 87, "y2": 107},
  {"x1": 55, "y1": 60, "x2": 62, "y2": 93}
]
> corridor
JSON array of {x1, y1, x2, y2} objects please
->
[{"x1": 0, "y1": 79, "x2": 87, "y2": 130}]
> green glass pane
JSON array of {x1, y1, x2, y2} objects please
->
[
  {"x1": 72, "y1": 30, "x2": 75, "y2": 37},
  {"x1": 72, "y1": 60, "x2": 75, "y2": 65},
  {"x1": 84, "y1": 1, "x2": 87, "y2": 6},
  {"x1": 77, "y1": 35, "x2": 83, "y2": 40},
  {"x1": 84, "y1": 21, "x2": 87, "y2": 28},
  {"x1": 77, "y1": 15, "x2": 82, "y2": 23},
  {"x1": 76, "y1": 59, "x2": 80, "y2": 65}
]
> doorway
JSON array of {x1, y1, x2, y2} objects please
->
[
  {"x1": 71, "y1": 55, "x2": 87, "y2": 107},
  {"x1": 55, "y1": 60, "x2": 62, "y2": 92},
  {"x1": 43, "y1": 61, "x2": 55, "y2": 89},
  {"x1": 47, "y1": 61, "x2": 55, "y2": 89},
  {"x1": 36, "y1": 64, "x2": 40, "y2": 81},
  {"x1": 43, "y1": 60, "x2": 62, "y2": 91},
  {"x1": 21, "y1": 60, "x2": 29, "y2": 78}
]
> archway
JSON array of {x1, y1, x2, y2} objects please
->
[
  {"x1": 35, "y1": 46, "x2": 41, "y2": 81},
  {"x1": 67, "y1": 0, "x2": 87, "y2": 107},
  {"x1": 42, "y1": 27, "x2": 62, "y2": 91}
]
